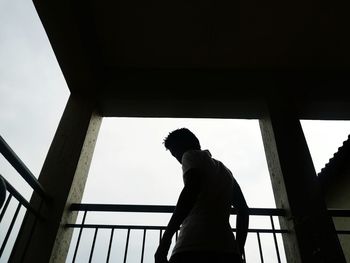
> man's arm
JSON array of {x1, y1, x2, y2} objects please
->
[
  {"x1": 231, "y1": 178, "x2": 249, "y2": 258},
  {"x1": 155, "y1": 168, "x2": 201, "y2": 262}
]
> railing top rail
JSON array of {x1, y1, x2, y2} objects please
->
[
  {"x1": 65, "y1": 223, "x2": 289, "y2": 233},
  {"x1": 0, "y1": 175, "x2": 43, "y2": 218},
  {"x1": 70, "y1": 203, "x2": 286, "y2": 216},
  {"x1": 0, "y1": 135, "x2": 47, "y2": 199}
]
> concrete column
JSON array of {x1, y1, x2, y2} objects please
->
[
  {"x1": 259, "y1": 100, "x2": 346, "y2": 263},
  {"x1": 10, "y1": 94, "x2": 102, "y2": 263}
]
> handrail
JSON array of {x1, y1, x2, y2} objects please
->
[
  {"x1": 0, "y1": 135, "x2": 47, "y2": 199},
  {"x1": 70, "y1": 203, "x2": 286, "y2": 216},
  {"x1": 70, "y1": 203, "x2": 350, "y2": 220},
  {"x1": 65, "y1": 223, "x2": 289, "y2": 234},
  {"x1": 0, "y1": 175, "x2": 43, "y2": 219}
]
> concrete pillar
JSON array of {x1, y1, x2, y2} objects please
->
[
  {"x1": 259, "y1": 100, "x2": 346, "y2": 263},
  {"x1": 10, "y1": 94, "x2": 102, "y2": 263}
]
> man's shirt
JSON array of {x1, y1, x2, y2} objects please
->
[{"x1": 172, "y1": 150, "x2": 240, "y2": 255}]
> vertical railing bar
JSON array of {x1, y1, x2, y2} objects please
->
[
  {"x1": 0, "y1": 202, "x2": 21, "y2": 257},
  {"x1": 140, "y1": 229, "x2": 146, "y2": 263},
  {"x1": 123, "y1": 228, "x2": 131, "y2": 263},
  {"x1": 72, "y1": 211, "x2": 87, "y2": 263},
  {"x1": 257, "y1": 232, "x2": 264, "y2": 263},
  {"x1": 175, "y1": 230, "x2": 178, "y2": 241},
  {"x1": 0, "y1": 193, "x2": 12, "y2": 223},
  {"x1": 240, "y1": 227, "x2": 246, "y2": 263},
  {"x1": 106, "y1": 228, "x2": 115, "y2": 263},
  {"x1": 88, "y1": 228, "x2": 98, "y2": 263},
  {"x1": 21, "y1": 198, "x2": 44, "y2": 263},
  {"x1": 270, "y1": 215, "x2": 281, "y2": 263}
]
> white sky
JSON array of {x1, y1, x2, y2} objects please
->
[
  {"x1": 83, "y1": 118, "x2": 274, "y2": 207},
  {"x1": 1, "y1": 0, "x2": 350, "y2": 262}
]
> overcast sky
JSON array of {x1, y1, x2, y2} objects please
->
[
  {"x1": 1, "y1": 0, "x2": 350, "y2": 262},
  {"x1": 1, "y1": 0, "x2": 350, "y2": 204}
]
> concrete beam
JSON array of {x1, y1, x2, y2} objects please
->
[
  {"x1": 10, "y1": 95, "x2": 102, "y2": 262},
  {"x1": 259, "y1": 100, "x2": 346, "y2": 263}
]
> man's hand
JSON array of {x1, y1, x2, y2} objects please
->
[
  {"x1": 155, "y1": 168, "x2": 201, "y2": 263},
  {"x1": 154, "y1": 236, "x2": 171, "y2": 263},
  {"x1": 154, "y1": 248, "x2": 168, "y2": 263},
  {"x1": 231, "y1": 177, "x2": 249, "y2": 261}
]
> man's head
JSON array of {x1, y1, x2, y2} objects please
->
[{"x1": 163, "y1": 128, "x2": 201, "y2": 163}]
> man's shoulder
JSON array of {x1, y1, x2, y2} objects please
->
[
  {"x1": 182, "y1": 150, "x2": 211, "y2": 163},
  {"x1": 182, "y1": 150, "x2": 211, "y2": 173},
  {"x1": 182, "y1": 150, "x2": 201, "y2": 165},
  {"x1": 184, "y1": 149, "x2": 211, "y2": 157}
]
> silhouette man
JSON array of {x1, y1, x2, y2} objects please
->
[{"x1": 155, "y1": 128, "x2": 249, "y2": 263}]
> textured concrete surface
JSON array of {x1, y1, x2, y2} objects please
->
[
  {"x1": 10, "y1": 95, "x2": 101, "y2": 263},
  {"x1": 259, "y1": 100, "x2": 346, "y2": 263}
]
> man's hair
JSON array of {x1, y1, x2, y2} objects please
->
[{"x1": 163, "y1": 128, "x2": 201, "y2": 151}]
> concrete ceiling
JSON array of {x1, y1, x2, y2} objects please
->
[{"x1": 33, "y1": 0, "x2": 350, "y2": 119}]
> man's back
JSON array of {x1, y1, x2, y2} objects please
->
[{"x1": 172, "y1": 150, "x2": 239, "y2": 255}]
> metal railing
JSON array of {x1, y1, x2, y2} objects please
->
[
  {"x1": 0, "y1": 135, "x2": 46, "y2": 260},
  {"x1": 66, "y1": 204, "x2": 288, "y2": 263},
  {"x1": 66, "y1": 204, "x2": 350, "y2": 263},
  {"x1": 0, "y1": 136, "x2": 46, "y2": 199}
]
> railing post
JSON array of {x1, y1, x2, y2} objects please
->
[
  {"x1": 259, "y1": 99, "x2": 346, "y2": 263},
  {"x1": 10, "y1": 94, "x2": 102, "y2": 263},
  {"x1": 0, "y1": 176, "x2": 6, "y2": 209}
]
